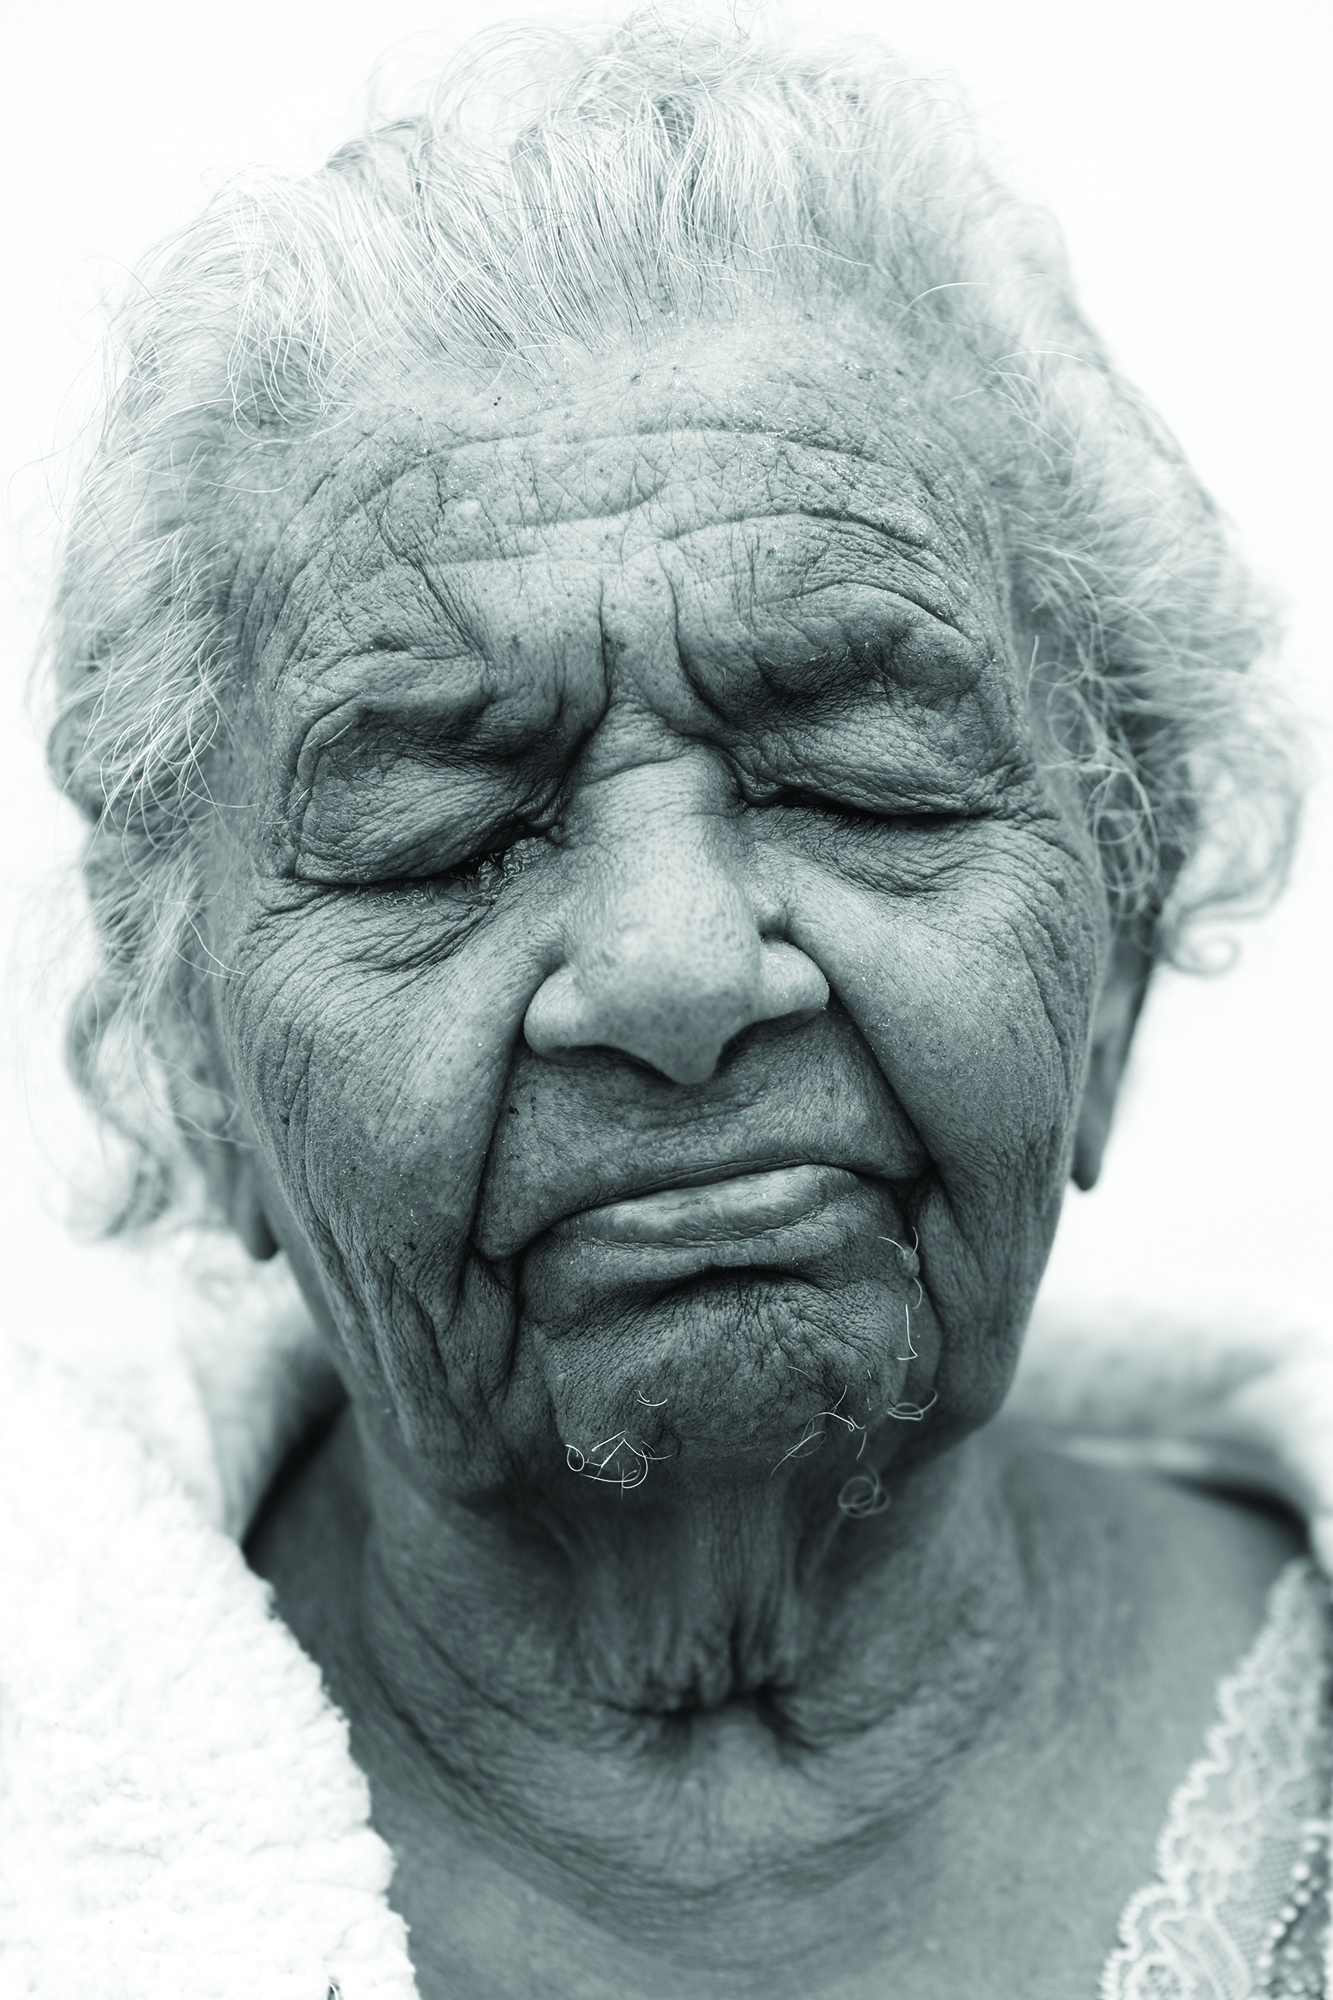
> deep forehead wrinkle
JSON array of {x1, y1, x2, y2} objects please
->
[
  {"x1": 231, "y1": 308, "x2": 1008, "y2": 660},
  {"x1": 263, "y1": 416, "x2": 949, "y2": 547},
  {"x1": 417, "y1": 429, "x2": 945, "y2": 545},
  {"x1": 243, "y1": 411, "x2": 996, "y2": 688}
]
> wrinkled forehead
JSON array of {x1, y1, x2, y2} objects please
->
[{"x1": 232, "y1": 325, "x2": 1021, "y2": 763}]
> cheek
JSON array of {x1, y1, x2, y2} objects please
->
[
  {"x1": 785, "y1": 844, "x2": 1101, "y2": 1164},
  {"x1": 779, "y1": 835, "x2": 1104, "y2": 1404},
  {"x1": 218, "y1": 901, "x2": 551, "y2": 1450}
]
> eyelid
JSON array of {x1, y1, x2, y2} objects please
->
[
  {"x1": 359, "y1": 825, "x2": 546, "y2": 898},
  {"x1": 291, "y1": 757, "x2": 566, "y2": 886},
  {"x1": 747, "y1": 786, "x2": 969, "y2": 824},
  {"x1": 280, "y1": 682, "x2": 515, "y2": 878}
]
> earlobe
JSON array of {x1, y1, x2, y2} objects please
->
[
  {"x1": 1072, "y1": 1053, "x2": 1119, "y2": 1192},
  {"x1": 1072, "y1": 939, "x2": 1153, "y2": 1192},
  {"x1": 231, "y1": 1152, "x2": 280, "y2": 1261}
]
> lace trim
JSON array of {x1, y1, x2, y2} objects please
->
[{"x1": 1100, "y1": 1558, "x2": 1333, "y2": 2000}]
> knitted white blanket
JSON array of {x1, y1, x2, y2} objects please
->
[{"x1": 0, "y1": 1244, "x2": 416, "y2": 2000}]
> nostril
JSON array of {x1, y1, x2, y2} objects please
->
[
  {"x1": 523, "y1": 964, "x2": 585, "y2": 1059},
  {"x1": 758, "y1": 939, "x2": 829, "y2": 1022},
  {"x1": 522, "y1": 938, "x2": 828, "y2": 1081}
]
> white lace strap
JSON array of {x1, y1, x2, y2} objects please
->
[
  {"x1": 1257, "y1": 1815, "x2": 1329, "y2": 1996},
  {"x1": 1100, "y1": 1559, "x2": 1333, "y2": 2000}
]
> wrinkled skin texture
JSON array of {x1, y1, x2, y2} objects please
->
[
  {"x1": 217, "y1": 315, "x2": 1293, "y2": 1998},
  {"x1": 217, "y1": 316, "x2": 1104, "y2": 1509}
]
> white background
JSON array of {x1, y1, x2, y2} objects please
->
[{"x1": 2, "y1": 0, "x2": 1329, "y2": 1343}]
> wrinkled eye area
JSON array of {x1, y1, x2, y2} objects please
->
[
  {"x1": 754, "y1": 788, "x2": 966, "y2": 832},
  {"x1": 368, "y1": 836, "x2": 540, "y2": 902}
]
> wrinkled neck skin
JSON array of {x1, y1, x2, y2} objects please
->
[
  {"x1": 346, "y1": 1332, "x2": 1023, "y2": 1743},
  {"x1": 220, "y1": 309, "x2": 1141, "y2": 1989},
  {"x1": 276, "y1": 1338, "x2": 1044, "y2": 1986}
]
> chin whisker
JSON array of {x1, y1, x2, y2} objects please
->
[
  {"x1": 769, "y1": 1423, "x2": 828, "y2": 1476},
  {"x1": 837, "y1": 1471, "x2": 891, "y2": 1519},
  {"x1": 885, "y1": 1390, "x2": 939, "y2": 1422},
  {"x1": 565, "y1": 1432, "x2": 664, "y2": 1490}
]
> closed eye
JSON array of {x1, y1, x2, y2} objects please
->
[
  {"x1": 360, "y1": 834, "x2": 541, "y2": 901},
  {"x1": 751, "y1": 789, "x2": 969, "y2": 831}
]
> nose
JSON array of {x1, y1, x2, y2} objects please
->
[{"x1": 523, "y1": 771, "x2": 828, "y2": 1086}]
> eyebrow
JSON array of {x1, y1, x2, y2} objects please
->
[{"x1": 282, "y1": 544, "x2": 980, "y2": 794}]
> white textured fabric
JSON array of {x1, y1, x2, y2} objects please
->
[
  {"x1": 1, "y1": 1238, "x2": 1331, "y2": 1998},
  {"x1": 0, "y1": 1256, "x2": 415, "y2": 2000}
]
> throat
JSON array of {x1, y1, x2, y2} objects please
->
[
  {"x1": 537, "y1": 1487, "x2": 826, "y2": 1718},
  {"x1": 251, "y1": 1402, "x2": 1035, "y2": 1863},
  {"x1": 359, "y1": 1427, "x2": 943, "y2": 1730},
  {"x1": 247, "y1": 1411, "x2": 1046, "y2": 1994},
  {"x1": 345, "y1": 1414, "x2": 1033, "y2": 1814}
]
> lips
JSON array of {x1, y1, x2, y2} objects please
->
[
  {"x1": 551, "y1": 1164, "x2": 863, "y2": 1248},
  {"x1": 520, "y1": 1158, "x2": 906, "y2": 1318},
  {"x1": 475, "y1": 1120, "x2": 929, "y2": 1264}
]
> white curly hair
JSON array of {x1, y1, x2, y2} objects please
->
[{"x1": 44, "y1": 10, "x2": 1303, "y2": 1229}]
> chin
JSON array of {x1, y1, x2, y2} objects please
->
[{"x1": 522, "y1": 1268, "x2": 931, "y2": 1482}]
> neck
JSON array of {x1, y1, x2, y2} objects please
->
[{"x1": 320, "y1": 1409, "x2": 1038, "y2": 1900}]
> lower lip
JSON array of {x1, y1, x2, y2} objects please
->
[{"x1": 551, "y1": 1165, "x2": 863, "y2": 1248}]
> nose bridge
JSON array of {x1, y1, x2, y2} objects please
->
[
  {"x1": 582, "y1": 752, "x2": 754, "y2": 981},
  {"x1": 569, "y1": 751, "x2": 766, "y2": 1083},
  {"x1": 523, "y1": 743, "x2": 828, "y2": 1086}
]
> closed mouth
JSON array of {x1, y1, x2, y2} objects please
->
[{"x1": 548, "y1": 1164, "x2": 866, "y2": 1249}]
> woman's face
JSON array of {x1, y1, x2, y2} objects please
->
[{"x1": 208, "y1": 311, "x2": 1116, "y2": 1501}]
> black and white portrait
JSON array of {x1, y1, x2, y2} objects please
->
[{"x1": 1, "y1": 4, "x2": 1328, "y2": 1995}]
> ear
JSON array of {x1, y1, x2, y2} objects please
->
[
  {"x1": 1072, "y1": 935, "x2": 1153, "y2": 1192},
  {"x1": 230, "y1": 1148, "x2": 280, "y2": 1261}
]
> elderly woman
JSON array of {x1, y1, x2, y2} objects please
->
[{"x1": 1, "y1": 16, "x2": 1321, "y2": 2000}]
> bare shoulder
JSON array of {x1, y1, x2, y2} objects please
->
[
  {"x1": 888, "y1": 1425, "x2": 1314, "y2": 2000},
  {"x1": 995, "y1": 1418, "x2": 1306, "y2": 1717}
]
